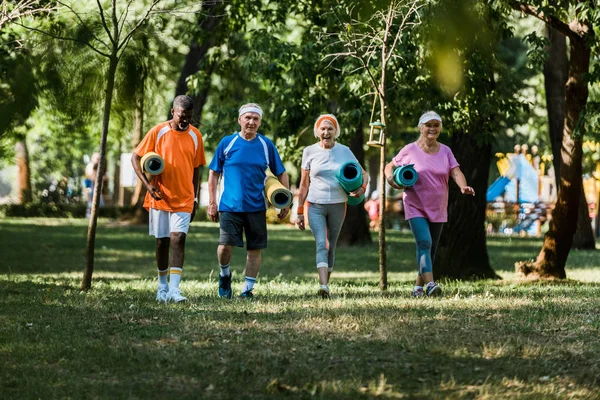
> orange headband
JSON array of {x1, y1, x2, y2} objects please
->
[{"x1": 316, "y1": 116, "x2": 338, "y2": 130}]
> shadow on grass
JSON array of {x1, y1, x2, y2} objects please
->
[{"x1": 2, "y1": 279, "x2": 599, "y2": 399}]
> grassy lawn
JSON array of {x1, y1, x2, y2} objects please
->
[{"x1": 1, "y1": 218, "x2": 599, "y2": 399}]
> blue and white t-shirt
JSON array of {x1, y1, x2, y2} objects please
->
[
  {"x1": 301, "y1": 142, "x2": 360, "y2": 204},
  {"x1": 209, "y1": 132, "x2": 286, "y2": 212}
]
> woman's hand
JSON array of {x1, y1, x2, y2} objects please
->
[
  {"x1": 296, "y1": 214, "x2": 305, "y2": 231},
  {"x1": 349, "y1": 186, "x2": 366, "y2": 198},
  {"x1": 386, "y1": 175, "x2": 404, "y2": 190},
  {"x1": 461, "y1": 186, "x2": 475, "y2": 196}
]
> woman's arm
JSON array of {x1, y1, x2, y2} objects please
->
[
  {"x1": 384, "y1": 160, "x2": 404, "y2": 190},
  {"x1": 296, "y1": 168, "x2": 310, "y2": 231},
  {"x1": 450, "y1": 167, "x2": 475, "y2": 195}
]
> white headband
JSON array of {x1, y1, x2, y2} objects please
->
[
  {"x1": 239, "y1": 106, "x2": 263, "y2": 118},
  {"x1": 418, "y1": 113, "x2": 442, "y2": 126}
]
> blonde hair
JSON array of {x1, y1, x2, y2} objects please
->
[{"x1": 313, "y1": 114, "x2": 340, "y2": 138}]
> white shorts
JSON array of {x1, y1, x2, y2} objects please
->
[{"x1": 149, "y1": 208, "x2": 191, "y2": 238}]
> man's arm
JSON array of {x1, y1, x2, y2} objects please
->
[
  {"x1": 276, "y1": 171, "x2": 290, "y2": 219},
  {"x1": 207, "y1": 169, "x2": 221, "y2": 222},
  {"x1": 131, "y1": 153, "x2": 162, "y2": 200}
]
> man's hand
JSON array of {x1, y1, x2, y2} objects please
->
[
  {"x1": 190, "y1": 202, "x2": 197, "y2": 222},
  {"x1": 208, "y1": 202, "x2": 219, "y2": 222},
  {"x1": 278, "y1": 207, "x2": 290, "y2": 220},
  {"x1": 147, "y1": 184, "x2": 163, "y2": 200}
]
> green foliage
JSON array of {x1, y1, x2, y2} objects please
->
[{"x1": 0, "y1": 29, "x2": 38, "y2": 152}]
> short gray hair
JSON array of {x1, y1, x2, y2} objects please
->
[{"x1": 173, "y1": 95, "x2": 194, "y2": 110}]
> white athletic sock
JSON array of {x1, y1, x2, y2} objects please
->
[
  {"x1": 169, "y1": 267, "x2": 182, "y2": 290},
  {"x1": 158, "y1": 268, "x2": 168, "y2": 289},
  {"x1": 219, "y1": 264, "x2": 231, "y2": 277},
  {"x1": 243, "y1": 276, "x2": 256, "y2": 293},
  {"x1": 320, "y1": 284, "x2": 329, "y2": 293},
  {"x1": 414, "y1": 285, "x2": 423, "y2": 291}
]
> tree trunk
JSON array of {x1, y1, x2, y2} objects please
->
[
  {"x1": 572, "y1": 185, "x2": 595, "y2": 249},
  {"x1": 15, "y1": 138, "x2": 31, "y2": 204},
  {"x1": 543, "y1": 26, "x2": 594, "y2": 250},
  {"x1": 377, "y1": 94, "x2": 387, "y2": 290},
  {"x1": 434, "y1": 130, "x2": 499, "y2": 280},
  {"x1": 516, "y1": 33, "x2": 591, "y2": 279},
  {"x1": 544, "y1": 26, "x2": 567, "y2": 182},
  {"x1": 82, "y1": 54, "x2": 119, "y2": 291},
  {"x1": 172, "y1": 2, "x2": 224, "y2": 123},
  {"x1": 338, "y1": 124, "x2": 371, "y2": 246},
  {"x1": 130, "y1": 68, "x2": 148, "y2": 224}
]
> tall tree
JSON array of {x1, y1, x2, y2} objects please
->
[
  {"x1": 508, "y1": 0, "x2": 597, "y2": 279},
  {"x1": 543, "y1": 26, "x2": 595, "y2": 250},
  {"x1": 324, "y1": 0, "x2": 425, "y2": 289},
  {"x1": 423, "y1": 1, "x2": 534, "y2": 280},
  {"x1": 21, "y1": 0, "x2": 165, "y2": 289}
]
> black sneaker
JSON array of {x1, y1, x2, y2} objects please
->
[
  {"x1": 426, "y1": 283, "x2": 442, "y2": 297},
  {"x1": 239, "y1": 290, "x2": 254, "y2": 299},
  {"x1": 218, "y1": 273, "x2": 232, "y2": 299}
]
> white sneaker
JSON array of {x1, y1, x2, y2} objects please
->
[
  {"x1": 156, "y1": 287, "x2": 169, "y2": 303},
  {"x1": 167, "y1": 288, "x2": 188, "y2": 303}
]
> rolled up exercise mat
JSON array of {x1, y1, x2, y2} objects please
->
[
  {"x1": 335, "y1": 161, "x2": 365, "y2": 205},
  {"x1": 140, "y1": 152, "x2": 165, "y2": 175},
  {"x1": 393, "y1": 164, "x2": 418, "y2": 187},
  {"x1": 264, "y1": 174, "x2": 293, "y2": 208}
]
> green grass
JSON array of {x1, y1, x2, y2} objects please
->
[{"x1": 1, "y1": 218, "x2": 599, "y2": 399}]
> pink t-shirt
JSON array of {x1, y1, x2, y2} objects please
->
[{"x1": 392, "y1": 142, "x2": 459, "y2": 223}]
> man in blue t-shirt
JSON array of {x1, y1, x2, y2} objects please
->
[{"x1": 208, "y1": 103, "x2": 290, "y2": 299}]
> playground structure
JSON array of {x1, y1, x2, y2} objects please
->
[
  {"x1": 486, "y1": 146, "x2": 556, "y2": 236},
  {"x1": 486, "y1": 144, "x2": 599, "y2": 237}
]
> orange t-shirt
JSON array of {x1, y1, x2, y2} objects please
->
[{"x1": 135, "y1": 122, "x2": 206, "y2": 213}]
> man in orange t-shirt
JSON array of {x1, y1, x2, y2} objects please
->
[{"x1": 131, "y1": 95, "x2": 206, "y2": 303}]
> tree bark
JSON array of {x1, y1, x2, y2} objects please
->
[
  {"x1": 516, "y1": 30, "x2": 591, "y2": 279},
  {"x1": 434, "y1": 130, "x2": 500, "y2": 280},
  {"x1": 15, "y1": 138, "x2": 31, "y2": 204},
  {"x1": 82, "y1": 54, "x2": 119, "y2": 291},
  {"x1": 572, "y1": 185, "x2": 595, "y2": 249},
  {"x1": 172, "y1": 2, "x2": 224, "y2": 123},
  {"x1": 338, "y1": 124, "x2": 372, "y2": 247},
  {"x1": 130, "y1": 68, "x2": 148, "y2": 224},
  {"x1": 543, "y1": 26, "x2": 567, "y2": 182},
  {"x1": 543, "y1": 25, "x2": 594, "y2": 250}
]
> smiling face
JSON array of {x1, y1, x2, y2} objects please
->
[
  {"x1": 418, "y1": 119, "x2": 442, "y2": 141},
  {"x1": 317, "y1": 120, "x2": 336, "y2": 148},
  {"x1": 238, "y1": 112, "x2": 261, "y2": 138},
  {"x1": 171, "y1": 107, "x2": 193, "y2": 131}
]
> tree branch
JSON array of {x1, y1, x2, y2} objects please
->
[
  {"x1": 13, "y1": 19, "x2": 111, "y2": 58},
  {"x1": 507, "y1": 0, "x2": 580, "y2": 41},
  {"x1": 95, "y1": 0, "x2": 114, "y2": 45},
  {"x1": 57, "y1": 1, "x2": 109, "y2": 51},
  {"x1": 117, "y1": 0, "x2": 161, "y2": 52}
]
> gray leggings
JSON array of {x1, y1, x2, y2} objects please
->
[{"x1": 307, "y1": 202, "x2": 346, "y2": 271}]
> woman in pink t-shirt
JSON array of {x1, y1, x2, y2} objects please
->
[{"x1": 384, "y1": 111, "x2": 475, "y2": 297}]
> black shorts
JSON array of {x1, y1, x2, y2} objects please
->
[{"x1": 218, "y1": 211, "x2": 267, "y2": 250}]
